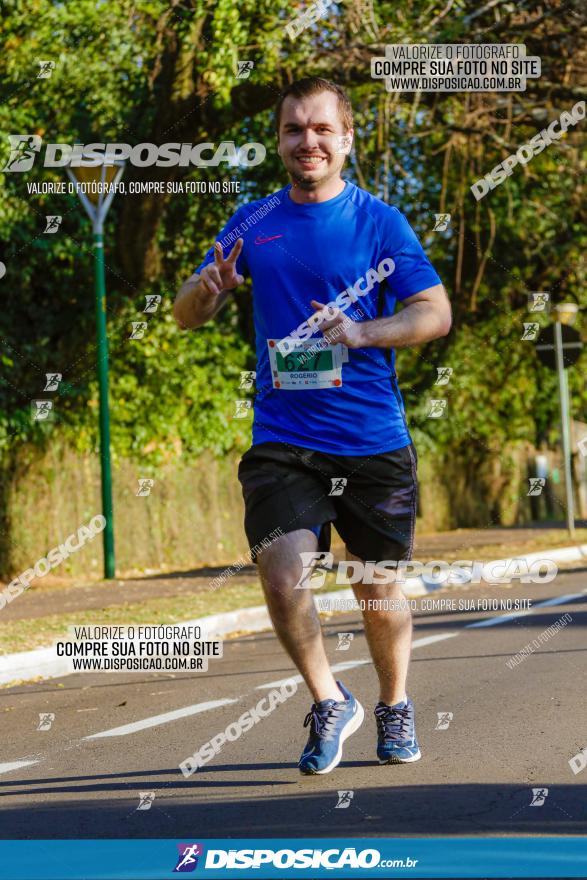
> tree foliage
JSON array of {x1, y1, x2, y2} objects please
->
[{"x1": 0, "y1": 0, "x2": 585, "y2": 469}]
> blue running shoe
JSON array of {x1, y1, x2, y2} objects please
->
[
  {"x1": 375, "y1": 698, "x2": 421, "y2": 764},
  {"x1": 298, "y1": 680, "x2": 364, "y2": 775}
]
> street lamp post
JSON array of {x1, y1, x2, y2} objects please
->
[
  {"x1": 553, "y1": 303, "x2": 579, "y2": 539},
  {"x1": 65, "y1": 157, "x2": 125, "y2": 579}
]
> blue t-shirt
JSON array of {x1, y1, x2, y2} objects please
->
[{"x1": 195, "y1": 181, "x2": 442, "y2": 455}]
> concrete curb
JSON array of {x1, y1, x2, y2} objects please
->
[{"x1": 1, "y1": 542, "x2": 586, "y2": 687}]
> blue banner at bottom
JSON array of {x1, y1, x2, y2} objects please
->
[{"x1": 1, "y1": 838, "x2": 587, "y2": 879}]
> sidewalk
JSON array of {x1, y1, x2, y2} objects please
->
[{"x1": 2, "y1": 524, "x2": 586, "y2": 624}]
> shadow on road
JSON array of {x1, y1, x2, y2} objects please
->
[{"x1": 0, "y1": 778, "x2": 585, "y2": 838}]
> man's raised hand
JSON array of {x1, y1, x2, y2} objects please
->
[{"x1": 199, "y1": 238, "x2": 245, "y2": 297}]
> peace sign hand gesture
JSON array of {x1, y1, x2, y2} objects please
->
[{"x1": 199, "y1": 238, "x2": 245, "y2": 297}]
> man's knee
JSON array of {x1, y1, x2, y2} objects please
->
[
  {"x1": 257, "y1": 531, "x2": 321, "y2": 592},
  {"x1": 259, "y1": 551, "x2": 311, "y2": 606},
  {"x1": 263, "y1": 566, "x2": 304, "y2": 597}
]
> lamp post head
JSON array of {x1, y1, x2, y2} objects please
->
[
  {"x1": 64, "y1": 151, "x2": 126, "y2": 233},
  {"x1": 553, "y1": 302, "x2": 578, "y2": 326}
]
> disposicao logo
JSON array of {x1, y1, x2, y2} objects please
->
[
  {"x1": 173, "y1": 843, "x2": 204, "y2": 872},
  {"x1": 2, "y1": 136, "x2": 266, "y2": 171}
]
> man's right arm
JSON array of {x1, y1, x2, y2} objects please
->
[{"x1": 172, "y1": 274, "x2": 230, "y2": 330}]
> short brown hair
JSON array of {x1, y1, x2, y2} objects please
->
[{"x1": 274, "y1": 77, "x2": 354, "y2": 133}]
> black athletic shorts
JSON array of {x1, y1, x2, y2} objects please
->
[{"x1": 237, "y1": 441, "x2": 418, "y2": 563}]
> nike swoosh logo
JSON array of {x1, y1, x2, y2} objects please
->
[{"x1": 254, "y1": 234, "x2": 283, "y2": 245}]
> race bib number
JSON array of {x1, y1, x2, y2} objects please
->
[{"x1": 267, "y1": 339, "x2": 345, "y2": 389}]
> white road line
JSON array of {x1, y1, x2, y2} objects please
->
[
  {"x1": 0, "y1": 759, "x2": 40, "y2": 776},
  {"x1": 83, "y1": 698, "x2": 239, "y2": 740},
  {"x1": 412, "y1": 632, "x2": 459, "y2": 648},
  {"x1": 466, "y1": 610, "x2": 533, "y2": 629},
  {"x1": 332, "y1": 659, "x2": 371, "y2": 673},
  {"x1": 466, "y1": 591, "x2": 585, "y2": 629},
  {"x1": 255, "y1": 674, "x2": 303, "y2": 690},
  {"x1": 255, "y1": 661, "x2": 372, "y2": 690},
  {"x1": 533, "y1": 592, "x2": 586, "y2": 607},
  {"x1": 255, "y1": 633, "x2": 458, "y2": 690}
]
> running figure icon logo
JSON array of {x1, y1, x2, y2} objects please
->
[
  {"x1": 234, "y1": 399, "x2": 252, "y2": 419},
  {"x1": 144, "y1": 294, "x2": 162, "y2": 313},
  {"x1": 434, "y1": 367, "x2": 452, "y2": 386},
  {"x1": 433, "y1": 213, "x2": 451, "y2": 232},
  {"x1": 31, "y1": 399, "x2": 54, "y2": 421},
  {"x1": 239, "y1": 371, "x2": 256, "y2": 390},
  {"x1": 435, "y1": 712, "x2": 453, "y2": 730},
  {"x1": 44, "y1": 215, "x2": 62, "y2": 233},
  {"x1": 529, "y1": 292, "x2": 550, "y2": 312},
  {"x1": 294, "y1": 551, "x2": 334, "y2": 589},
  {"x1": 37, "y1": 713, "x2": 55, "y2": 731},
  {"x1": 529, "y1": 788, "x2": 548, "y2": 807},
  {"x1": 44, "y1": 373, "x2": 62, "y2": 391},
  {"x1": 427, "y1": 399, "x2": 447, "y2": 419},
  {"x1": 329, "y1": 477, "x2": 347, "y2": 496},
  {"x1": 336, "y1": 632, "x2": 354, "y2": 651},
  {"x1": 2, "y1": 135, "x2": 42, "y2": 172},
  {"x1": 136, "y1": 479, "x2": 155, "y2": 497},
  {"x1": 521, "y1": 322, "x2": 540, "y2": 341},
  {"x1": 237, "y1": 60, "x2": 254, "y2": 79},
  {"x1": 37, "y1": 60, "x2": 56, "y2": 79},
  {"x1": 527, "y1": 477, "x2": 546, "y2": 496},
  {"x1": 173, "y1": 843, "x2": 203, "y2": 872},
  {"x1": 129, "y1": 322, "x2": 148, "y2": 340},
  {"x1": 335, "y1": 790, "x2": 354, "y2": 808},
  {"x1": 136, "y1": 791, "x2": 155, "y2": 810}
]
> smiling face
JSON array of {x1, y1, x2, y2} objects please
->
[{"x1": 277, "y1": 91, "x2": 353, "y2": 193}]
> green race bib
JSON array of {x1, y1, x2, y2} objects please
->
[{"x1": 268, "y1": 339, "x2": 345, "y2": 389}]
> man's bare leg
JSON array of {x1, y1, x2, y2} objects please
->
[
  {"x1": 257, "y1": 529, "x2": 343, "y2": 703},
  {"x1": 348, "y1": 551, "x2": 412, "y2": 705}
]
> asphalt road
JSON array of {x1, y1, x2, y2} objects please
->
[{"x1": 1, "y1": 568, "x2": 586, "y2": 840}]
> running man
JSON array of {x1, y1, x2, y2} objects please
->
[{"x1": 174, "y1": 77, "x2": 451, "y2": 774}]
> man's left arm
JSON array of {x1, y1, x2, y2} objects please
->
[{"x1": 311, "y1": 283, "x2": 452, "y2": 350}]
